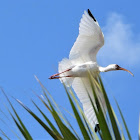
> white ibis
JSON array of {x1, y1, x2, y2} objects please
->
[{"x1": 49, "y1": 9, "x2": 133, "y2": 131}]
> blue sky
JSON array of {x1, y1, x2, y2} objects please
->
[{"x1": 0, "y1": 0, "x2": 140, "y2": 139}]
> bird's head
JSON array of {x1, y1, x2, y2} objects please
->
[{"x1": 105, "y1": 64, "x2": 134, "y2": 76}]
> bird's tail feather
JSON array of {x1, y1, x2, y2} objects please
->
[{"x1": 59, "y1": 58, "x2": 74, "y2": 87}]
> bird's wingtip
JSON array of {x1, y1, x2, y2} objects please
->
[
  {"x1": 87, "y1": 9, "x2": 96, "y2": 22},
  {"x1": 94, "y1": 124, "x2": 100, "y2": 132}
]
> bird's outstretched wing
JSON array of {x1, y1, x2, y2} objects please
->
[
  {"x1": 72, "y1": 77, "x2": 98, "y2": 127},
  {"x1": 69, "y1": 9, "x2": 104, "y2": 64},
  {"x1": 72, "y1": 77, "x2": 106, "y2": 128}
]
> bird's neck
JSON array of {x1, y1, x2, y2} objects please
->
[{"x1": 99, "y1": 66, "x2": 113, "y2": 72}]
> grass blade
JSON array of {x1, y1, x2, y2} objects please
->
[
  {"x1": 16, "y1": 99, "x2": 63, "y2": 140},
  {"x1": 64, "y1": 86, "x2": 91, "y2": 140},
  {"x1": 115, "y1": 98, "x2": 132, "y2": 140},
  {"x1": 82, "y1": 114, "x2": 94, "y2": 139},
  {"x1": 0, "y1": 129, "x2": 10, "y2": 140},
  {"x1": 47, "y1": 98, "x2": 78, "y2": 140},
  {"x1": 1, "y1": 89, "x2": 33, "y2": 140},
  {"x1": 88, "y1": 76, "x2": 112, "y2": 140},
  {"x1": 98, "y1": 76, "x2": 121, "y2": 140},
  {"x1": 32, "y1": 101, "x2": 63, "y2": 139},
  {"x1": 68, "y1": 86, "x2": 99, "y2": 140}
]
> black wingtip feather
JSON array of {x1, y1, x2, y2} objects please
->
[
  {"x1": 87, "y1": 9, "x2": 96, "y2": 22},
  {"x1": 95, "y1": 124, "x2": 100, "y2": 132}
]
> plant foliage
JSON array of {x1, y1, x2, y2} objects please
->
[{"x1": 0, "y1": 75, "x2": 136, "y2": 140}]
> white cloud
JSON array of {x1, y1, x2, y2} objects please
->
[{"x1": 98, "y1": 13, "x2": 140, "y2": 67}]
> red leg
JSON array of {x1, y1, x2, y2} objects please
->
[
  {"x1": 49, "y1": 75, "x2": 72, "y2": 79},
  {"x1": 49, "y1": 68, "x2": 72, "y2": 79}
]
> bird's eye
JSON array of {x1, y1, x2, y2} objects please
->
[{"x1": 116, "y1": 65, "x2": 120, "y2": 69}]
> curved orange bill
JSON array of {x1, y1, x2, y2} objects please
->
[{"x1": 118, "y1": 67, "x2": 134, "y2": 76}]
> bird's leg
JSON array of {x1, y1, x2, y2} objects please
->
[
  {"x1": 49, "y1": 68, "x2": 72, "y2": 79},
  {"x1": 49, "y1": 75, "x2": 72, "y2": 79}
]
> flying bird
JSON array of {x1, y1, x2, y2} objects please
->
[{"x1": 49, "y1": 9, "x2": 133, "y2": 131}]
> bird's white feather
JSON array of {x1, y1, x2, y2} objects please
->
[
  {"x1": 69, "y1": 10, "x2": 104, "y2": 64},
  {"x1": 58, "y1": 58, "x2": 74, "y2": 86},
  {"x1": 59, "y1": 58, "x2": 72, "y2": 73},
  {"x1": 72, "y1": 76, "x2": 106, "y2": 128},
  {"x1": 72, "y1": 77, "x2": 99, "y2": 127}
]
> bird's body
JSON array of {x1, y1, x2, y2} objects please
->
[
  {"x1": 49, "y1": 9, "x2": 133, "y2": 131},
  {"x1": 62, "y1": 61, "x2": 99, "y2": 77}
]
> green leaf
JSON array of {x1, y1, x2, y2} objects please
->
[
  {"x1": 11, "y1": 116, "x2": 27, "y2": 139},
  {"x1": 111, "y1": 108, "x2": 125, "y2": 140},
  {"x1": 87, "y1": 76, "x2": 112, "y2": 140},
  {"x1": 98, "y1": 76, "x2": 121, "y2": 140},
  {"x1": 68, "y1": 86, "x2": 99, "y2": 139},
  {"x1": 0, "y1": 129, "x2": 10, "y2": 140},
  {"x1": 39, "y1": 94, "x2": 79, "y2": 139},
  {"x1": 36, "y1": 78, "x2": 71, "y2": 127},
  {"x1": 64, "y1": 86, "x2": 91, "y2": 140},
  {"x1": 115, "y1": 98, "x2": 132, "y2": 140},
  {"x1": 16, "y1": 99, "x2": 63, "y2": 140},
  {"x1": 32, "y1": 101, "x2": 63, "y2": 139},
  {"x1": 63, "y1": 115, "x2": 80, "y2": 140},
  {"x1": 47, "y1": 98, "x2": 78, "y2": 140},
  {"x1": 1, "y1": 89, "x2": 33, "y2": 140},
  {"x1": 82, "y1": 114, "x2": 94, "y2": 140}
]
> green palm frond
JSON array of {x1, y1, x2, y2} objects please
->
[{"x1": 0, "y1": 75, "x2": 136, "y2": 140}]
